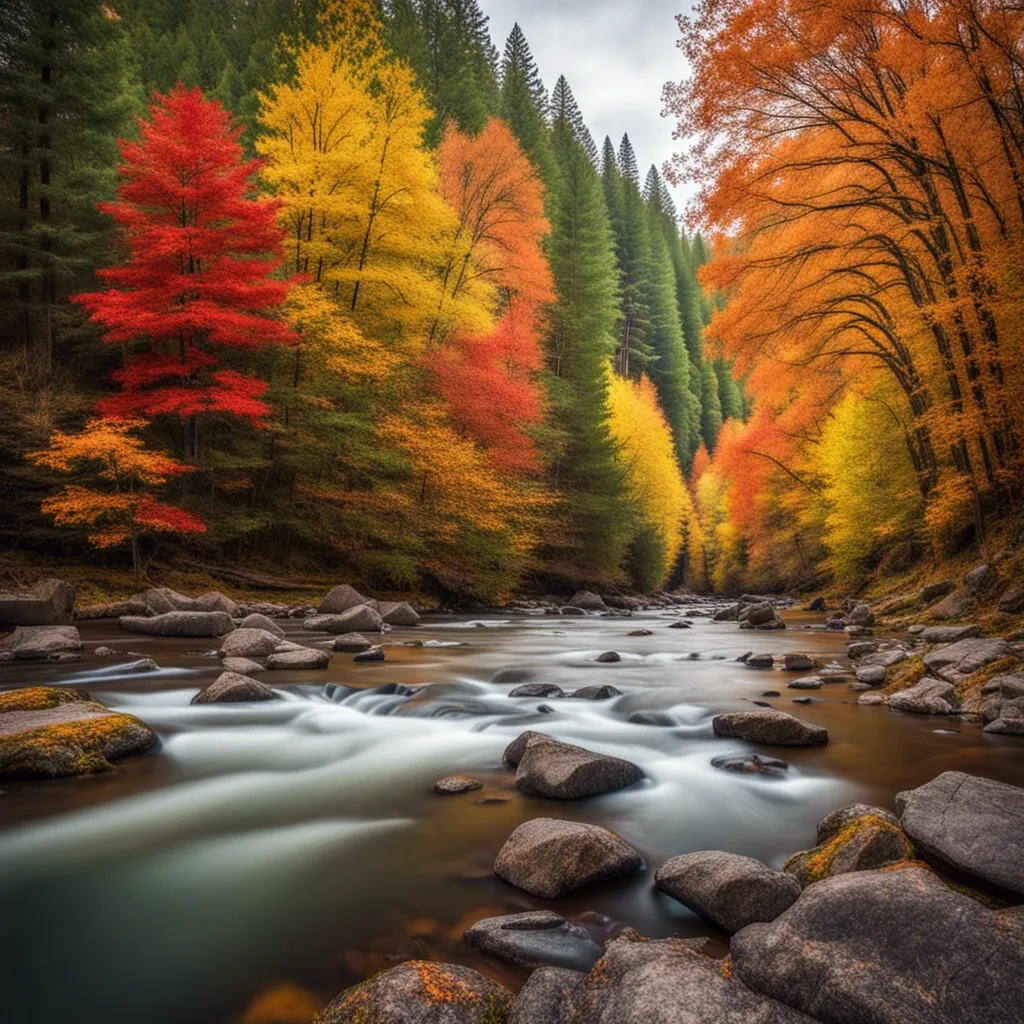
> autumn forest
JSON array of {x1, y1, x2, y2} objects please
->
[{"x1": 2, "y1": 0, "x2": 1022, "y2": 603}]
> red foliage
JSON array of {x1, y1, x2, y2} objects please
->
[
  {"x1": 135, "y1": 499, "x2": 207, "y2": 535},
  {"x1": 430, "y1": 119, "x2": 554, "y2": 475},
  {"x1": 75, "y1": 84, "x2": 294, "y2": 427}
]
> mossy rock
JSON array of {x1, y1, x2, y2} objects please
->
[
  {"x1": 784, "y1": 814, "x2": 918, "y2": 887},
  {"x1": 883, "y1": 655, "x2": 925, "y2": 695},
  {"x1": 954, "y1": 656, "x2": 1023, "y2": 715},
  {"x1": 316, "y1": 961, "x2": 513, "y2": 1024},
  {"x1": 0, "y1": 689, "x2": 156, "y2": 778}
]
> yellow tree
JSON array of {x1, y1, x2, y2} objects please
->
[
  {"x1": 606, "y1": 372, "x2": 696, "y2": 588},
  {"x1": 28, "y1": 418, "x2": 205, "y2": 579}
]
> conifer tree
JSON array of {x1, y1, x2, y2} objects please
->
[
  {"x1": 715, "y1": 359, "x2": 745, "y2": 422},
  {"x1": 500, "y1": 24, "x2": 554, "y2": 182},
  {"x1": 545, "y1": 121, "x2": 632, "y2": 577},
  {"x1": 700, "y1": 360, "x2": 725, "y2": 449},
  {"x1": 550, "y1": 76, "x2": 598, "y2": 167},
  {"x1": 617, "y1": 133, "x2": 641, "y2": 187}
]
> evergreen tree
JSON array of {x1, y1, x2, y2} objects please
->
[
  {"x1": 715, "y1": 358, "x2": 745, "y2": 421},
  {"x1": 545, "y1": 121, "x2": 632, "y2": 578},
  {"x1": 617, "y1": 133, "x2": 640, "y2": 187},
  {"x1": 700, "y1": 359, "x2": 724, "y2": 449},
  {"x1": 500, "y1": 24, "x2": 554, "y2": 181},
  {"x1": 550, "y1": 75, "x2": 597, "y2": 166},
  {"x1": 0, "y1": 0, "x2": 135, "y2": 374}
]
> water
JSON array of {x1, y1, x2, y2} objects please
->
[{"x1": 2, "y1": 609, "x2": 1022, "y2": 1023}]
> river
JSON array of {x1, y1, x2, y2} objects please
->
[{"x1": 2, "y1": 607, "x2": 1022, "y2": 1023}]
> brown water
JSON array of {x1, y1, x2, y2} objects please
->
[{"x1": 2, "y1": 609, "x2": 1023, "y2": 1024}]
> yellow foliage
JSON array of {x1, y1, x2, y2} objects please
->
[{"x1": 606, "y1": 372, "x2": 695, "y2": 584}]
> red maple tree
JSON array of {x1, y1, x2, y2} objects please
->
[{"x1": 75, "y1": 85, "x2": 294, "y2": 457}]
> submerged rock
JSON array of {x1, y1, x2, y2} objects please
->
[
  {"x1": 711, "y1": 753, "x2": 789, "y2": 778},
  {"x1": 897, "y1": 771, "x2": 1024, "y2": 896},
  {"x1": 191, "y1": 671, "x2": 277, "y2": 704},
  {"x1": 656, "y1": 850, "x2": 801, "y2": 933},
  {"x1": 332, "y1": 632, "x2": 374, "y2": 652},
  {"x1": 731, "y1": 866, "x2": 1024, "y2": 1024},
  {"x1": 0, "y1": 577, "x2": 75, "y2": 626},
  {"x1": 318, "y1": 961, "x2": 512, "y2": 1024},
  {"x1": 463, "y1": 910, "x2": 603, "y2": 970},
  {"x1": 0, "y1": 686, "x2": 156, "y2": 777},
  {"x1": 509, "y1": 683, "x2": 566, "y2": 698},
  {"x1": 514, "y1": 734, "x2": 642, "y2": 799},
  {"x1": 570, "y1": 684, "x2": 622, "y2": 700},
  {"x1": 712, "y1": 710, "x2": 828, "y2": 746},
  {"x1": 353, "y1": 645, "x2": 385, "y2": 663},
  {"x1": 494, "y1": 817, "x2": 645, "y2": 897}
]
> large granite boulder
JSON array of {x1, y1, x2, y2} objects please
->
[
  {"x1": 0, "y1": 686, "x2": 156, "y2": 777},
  {"x1": 738, "y1": 601, "x2": 786, "y2": 630},
  {"x1": 918, "y1": 624, "x2": 980, "y2": 643},
  {"x1": 712, "y1": 710, "x2": 828, "y2": 746},
  {"x1": 237, "y1": 612, "x2": 284, "y2": 636},
  {"x1": 3, "y1": 624, "x2": 82, "y2": 660},
  {"x1": 333, "y1": 632, "x2": 374, "y2": 653},
  {"x1": 527, "y1": 933, "x2": 818, "y2": 1024},
  {"x1": 922, "y1": 636, "x2": 1015, "y2": 683},
  {"x1": 567, "y1": 590, "x2": 606, "y2": 611},
  {"x1": 931, "y1": 585, "x2": 973, "y2": 620},
  {"x1": 463, "y1": 910, "x2": 603, "y2": 970},
  {"x1": 318, "y1": 961, "x2": 513, "y2": 1024},
  {"x1": 655, "y1": 851, "x2": 800, "y2": 933},
  {"x1": 731, "y1": 866, "x2": 1024, "y2": 1024},
  {"x1": 219, "y1": 627, "x2": 282, "y2": 659},
  {"x1": 265, "y1": 647, "x2": 331, "y2": 670},
  {"x1": 304, "y1": 605, "x2": 383, "y2": 634},
  {"x1": 897, "y1": 771, "x2": 1024, "y2": 896},
  {"x1": 815, "y1": 803, "x2": 899, "y2": 845},
  {"x1": 712, "y1": 604, "x2": 740, "y2": 621},
  {"x1": 509, "y1": 683, "x2": 566, "y2": 698},
  {"x1": 845, "y1": 602, "x2": 874, "y2": 626},
  {"x1": 887, "y1": 678, "x2": 957, "y2": 715},
  {"x1": 494, "y1": 817, "x2": 645, "y2": 897},
  {"x1": 379, "y1": 601, "x2": 420, "y2": 626},
  {"x1": 918, "y1": 579, "x2": 955, "y2": 604},
  {"x1": 141, "y1": 587, "x2": 238, "y2": 616},
  {"x1": 0, "y1": 577, "x2": 75, "y2": 625},
  {"x1": 318, "y1": 584, "x2": 369, "y2": 615},
  {"x1": 193, "y1": 591, "x2": 240, "y2": 616},
  {"x1": 120, "y1": 611, "x2": 234, "y2": 637},
  {"x1": 191, "y1": 671, "x2": 277, "y2": 704},
  {"x1": 508, "y1": 967, "x2": 585, "y2": 1024},
  {"x1": 514, "y1": 734, "x2": 642, "y2": 799}
]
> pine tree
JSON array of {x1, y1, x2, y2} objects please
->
[
  {"x1": 545, "y1": 121, "x2": 632, "y2": 577},
  {"x1": 617, "y1": 133, "x2": 640, "y2": 187},
  {"x1": 700, "y1": 360, "x2": 725, "y2": 449},
  {"x1": 715, "y1": 358, "x2": 745, "y2": 421},
  {"x1": 0, "y1": 0, "x2": 134, "y2": 374},
  {"x1": 500, "y1": 24, "x2": 554, "y2": 182},
  {"x1": 550, "y1": 75, "x2": 598, "y2": 166}
]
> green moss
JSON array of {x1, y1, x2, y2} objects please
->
[{"x1": 0, "y1": 686, "x2": 91, "y2": 713}]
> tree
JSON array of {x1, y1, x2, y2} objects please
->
[
  {"x1": 75, "y1": 85, "x2": 294, "y2": 462},
  {"x1": 550, "y1": 76, "x2": 597, "y2": 167},
  {"x1": 0, "y1": 0, "x2": 134, "y2": 374},
  {"x1": 499, "y1": 23, "x2": 554, "y2": 183},
  {"x1": 28, "y1": 417, "x2": 206, "y2": 578}
]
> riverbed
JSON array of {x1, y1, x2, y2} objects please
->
[{"x1": 2, "y1": 608, "x2": 1023, "y2": 1024}]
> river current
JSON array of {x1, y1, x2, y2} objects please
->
[{"x1": 2, "y1": 608, "x2": 1022, "y2": 1023}]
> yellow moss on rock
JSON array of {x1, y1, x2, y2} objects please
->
[
  {"x1": 883, "y1": 656, "x2": 925, "y2": 695},
  {"x1": 954, "y1": 657, "x2": 1022, "y2": 714},
  {"x1": 0, "y1": 686, "x2": 91, "y2": 713}
]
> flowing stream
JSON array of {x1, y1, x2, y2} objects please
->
[{"x1": 2, "y1": 608, "x2": 1023, "y2": 1023}]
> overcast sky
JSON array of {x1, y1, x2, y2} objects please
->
[{"x1": 480, "y1": 0, "x2": 695, "y2": 206}]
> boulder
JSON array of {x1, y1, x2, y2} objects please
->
[
  {"x1": 847, "y1": 641, "x2": 878, "y2": 658},
  {"x1": 514, "y1": 734, "x2": 642, "y2": 799},
  {"x1": 845, "y1": 602, "x2": 874, "y2": 626},
  {"x1": 379, "y1": 601, "x2": 420, "y2": 626},
  {"x1": 918, "y1": 579, "x2": 956, "y2": 604},
  {"x1": 710, "y1": 753, "x2": 789, "y2": 778},
  {"x1": 656, "y1": 851, "x2": 800, "y2": 933},
  {"x1": 824, "y1": 617, "x2": 846, "y2": 631},
  {"x1": 220, "y1": 656, "x2": 266, "y2": 674},
  {"x1": 237, "y1": 612, "x2": 284, "y2": 636},
  {"x1": 509, "y1": 683, "x2": 566, "y2": 698},
  {"x1": 304, "y1": 605, "x2": 383, "y2": 634},
  {"x1": 0, "y1": 577, "x2": 75, "y2": 626},
  {"x1": 887, "y1": 678, "x2": 957, "y2": 714},
  {"x1": 923, "y1": 636, "x2": 1015, "y2": 682},
  {"x1": 854, "y1": 665, "x2": 887, "y2": 686},
  {"x1": 76, "y1": 598, "x2": 149, "y2": 620},
  {"x1": 963, "y1": 563, "x2": 992, "y2": 594},
  {"x1": 508, "y1": 967, "x2": 585, "y2": 1024},
  {"x1": 596, "y1": 651, "x2": 621, "y2": 663},
  {"x1": 353, "y1": 645, "x2": 384, "y2": 663},
  {"x1": 219, "y1": 627, "x2": 282, "y2": 659},
  {"x1": 193, "y1": 591, "x2": 240, "y2": 616},
  {"x1": 668, "y1": 620, "x2": 692, "y2": 628},
  {"x1": 433, "y1": 774, "x2": 482, "y2": 795},
  {"x1": 784, "y1": 813, "x2": 916, "y2": 887},
  {"x1": 628, "y1": 628, "x2": 654, "y2": 636},
  {"x1": 806, "y1": 597, "x2": 827, "y2": 612},
  {"x1": 317, "y1": 961, "x2": 512, "y2": 1024},
  {"x1": 856, "y1": 693, "x2": 886, "y2": 705},
  {"x1": 712, "y1": 710, "x2": 828, "y2": 746},
  {"x1": 781, "y1": 653, "x2": 814, "y2": 671},
  {"x1": 731, "y1": 866, "x2": 1024, "y2": 1024},
  {"x1": 0, "y1": 686, "x2": 156, "y2": 777},
  {"x1": 567, "y1": 590, "x2": 606, "y2": 611},
  {"x1": 919, "y1": 624, "x2": 981, "y2": 644},
  {"x1": 816, "y1": 803, "x2": 900, "y2": 844},
  {"x1": 494, "y1": 818, "x2": 645, "y2": 897},
  {"x1": 738, "y1": 602, "x2": 785, "y2": 629},
  {"x1": 317, "y1": 584, "x2": 369, "y2": 615},
  {"x1": 463, "y1": 910, "x2": 603, "y2": 970},
  {"x1": 503, "y1": 730, "x2": 545, "y2": 769},
  {"x1": 745, "y1": 653, "x2": 774, "y2": 668},
  {"x1": 980, "y1": 673, "x2": 1024, "y2": 724},
  {"x1": 712, "y1": 604, "x2": 740, "y2": 621},
  {"x1": 559, "y1": 606, "x2": 586, "y2": 616},
  {"x1": 998, "y1": 586, "x2": 1024, "y2": 615},
  {"x1": 787, "y1": 676, "x2": 822, "y2": 690},
  {"x1": 897, "y1": 770, "x2": 1024, "y2": 896},
  {"x1": 265, "y1": 647, "x2": 331, "y2": 670},
  {"x1": 192, "y1": 671, "x2": 277, "y2": 704},
  {"x1": 858, "y1": 647, "x2": 909, "y2": 670},
  {"x1": 531, "y1": 933, "x2": 816, "y2": 1024},
  {"x1": 120, "y1": 611, "x2": 233, "y2": 637},
  {"x1": 3, "y1": 624, "x2": 82, "y2": 660},
  {"x1": 931, "y1": 585, "x2": 972, "y2": 620},
  {"x1": 570, "y1": 684, "x2": 621, "y2": 700},
  {"x1": 332, "y1": 632, "x2": 374, "y2": 652}
]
